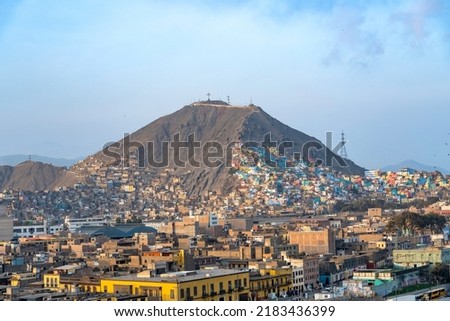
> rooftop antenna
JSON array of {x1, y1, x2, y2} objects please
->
[
  {"x1": 340, "y1": 131, "x2": 348, "y2": 159},
  {"x1": 207, "y1": 92, "x2": 211, "y2": 101},
  {"x1": 29, "y1": 154, "x2": 32, "y2": 161},
  {"x1": 227, "y1": 95, "x2": 230, "y2": 104},
  {"x1": 250, "y1": 97, "x2": 253, "y2": 105}
]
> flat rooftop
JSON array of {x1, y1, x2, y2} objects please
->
[
  {"x1": 104, "y1": 269, "x2": 247, "y2": 283},
  {"x1": 54, "y1": 264, "x2": 82, "y2": 271}
]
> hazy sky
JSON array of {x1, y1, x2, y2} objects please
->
[{"x1": 1, "y1": 0, "x2": 450, "y2": 170}]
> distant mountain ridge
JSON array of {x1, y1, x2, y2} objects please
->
[
  {"x1": 0, "y1": 154, "x2": 82, "y2": 168},
  {"x1": 381, "y1": 159, "x2": 449, "y2": 174}
]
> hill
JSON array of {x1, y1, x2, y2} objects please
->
[
  {"x1": 0, "y1": 161, "x2": 79, "y2": 191},
  {"x1": 71, "y1": 101, "x2": 365, "y2": 195}
]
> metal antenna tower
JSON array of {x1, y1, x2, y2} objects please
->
[{"x1": 340, "y1": 131, "x2": 348, "y2": 159}]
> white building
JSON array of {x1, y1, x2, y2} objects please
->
[
  {"x1": 13, "y1": 224, "x2": 47, "y2": 238},
  {"x1": 12, "y1": 223, "x2": 63, "y2": 238},
  {"x1": 283, "y1": 254, "x2": 319, "y2": 294},
  {"x1": 48, "y1": 225, "x2": 64, "y2": 235},
  {"x1": 365, "y1": 170, "x2": 380, "y2": 179},
  {"x1": 291, "y1": 265, "x2": 304, "y2": 293},
  {"x1": 314, "y1": 290, "x2": 342, "y2": 300},
  {"x1": 64, "y1": 216, "x2": 107, "y2": 232}
]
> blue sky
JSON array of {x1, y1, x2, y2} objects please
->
[{"x1": 0, "y1": 0, "x2": 449, "y2": 170}]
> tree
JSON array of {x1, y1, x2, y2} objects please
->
[
  {"x1": 421, "y1": 214, "x2": 446, "y2": 234},
  {"x1": 431, "y1": 263, "x2": 450, "y2": 284},
  {"x1": 386, "y1": 212, "x2": 421, "y2": 235},
  {"x1": 386, "y1": 212, "x2": 447, "y2": 236}
]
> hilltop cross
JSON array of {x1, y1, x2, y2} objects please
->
[{"x1": 207, "y1": 92, "x2": 211, "y2": 101}]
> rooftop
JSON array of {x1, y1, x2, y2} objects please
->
[
  {"x1": 103, "y1": 268, "x2": 247, "y2": 283},
  {"x1": 54, "y1": 264, "x2": 82, "y2": 271},
  {"x1": 79, "y1": 224, "x2": 156, "y2": 239}
]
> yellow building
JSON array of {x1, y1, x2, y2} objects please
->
[
  {"x1": 10, "y1": 273, "x2": 38, "y2": 288},
  {"x1": 43, "y1": 264, "x2": 101, "y2": 293},
  {"x1": 44, "y1": 273, "x2": 60, "y2": 290},
  {"x1": 43, "y1": 273, "x2": 101, "y2": 293},
  {"x1": 100, "y1": 269, "x2": 250, "y2": 301},
  {"x1": 249, "y1": 267, "x2": 292, "y2": 301}
]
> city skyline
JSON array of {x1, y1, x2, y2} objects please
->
[{"x1": 1, "y1": 0, "x2": 450, "y2": 170}]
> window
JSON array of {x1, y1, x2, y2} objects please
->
[
  {"x1": 170, "y1": 289, "x2": 175, "y2": 299},
  {"x1": 180, "y1": 289, "x2": 184, "y2": 299},
  {"x1": 219, "y1": 282, "x2": 223, "y2": 291},
  {"x1": 193, "y1": 286, "x2": 198, "y2": 296},
  {"x1": 243, "y1": 278, "x2": 247, "y2": 287}
]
